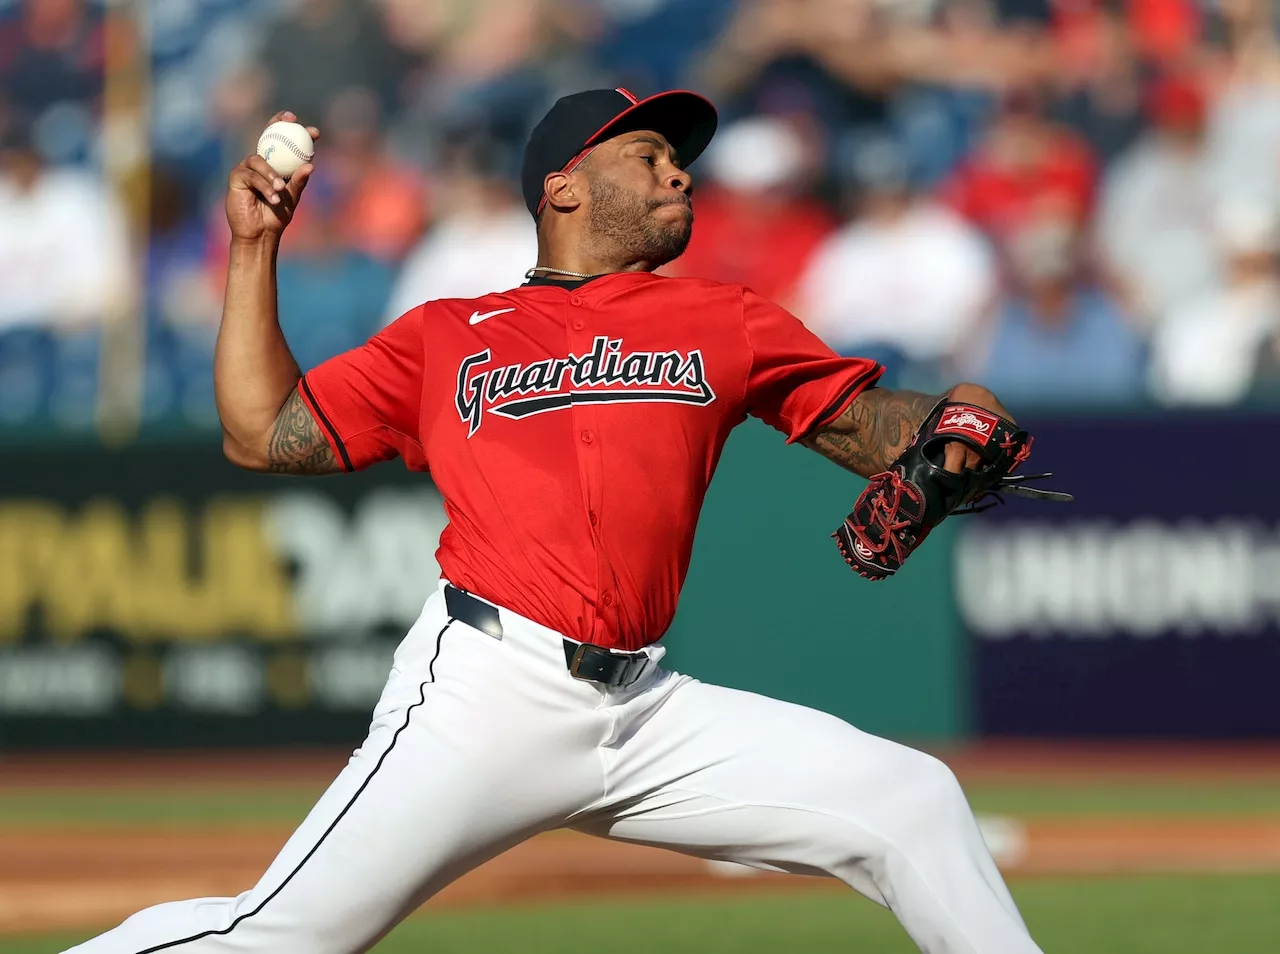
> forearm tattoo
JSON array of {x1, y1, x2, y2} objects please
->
[
  {"x1": 802, "y1": 388, "x2": 939, "y2": 477},
  {"x1": 265, "y1": 387, "x2": 340, "y2": 475}
]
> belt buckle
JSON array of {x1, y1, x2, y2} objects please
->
[
  {"x1": 568, "y1": 642, "x2": 647, "y2": 686},
  {"x1": 568, "y1": 642, "x2": 594, "y2": 681}
]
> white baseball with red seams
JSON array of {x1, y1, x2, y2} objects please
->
[{"x1": 256, "y1": 121, "x2": 314, "y2": 178}]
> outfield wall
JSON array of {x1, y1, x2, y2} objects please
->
[
  {"x1": 0, "y1": 420, "x2": 961, "y2": 748},
  {"x1": 2, "y1": 410, "x2": 1277, "y2": 748}
]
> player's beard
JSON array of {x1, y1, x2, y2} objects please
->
[{"x1": 586, "y1": 174, "x2": 693, "y2": 267}]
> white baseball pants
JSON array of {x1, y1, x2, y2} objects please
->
[{"x1": 64, "y1": 581, "x2": 1041, "y2": 954}]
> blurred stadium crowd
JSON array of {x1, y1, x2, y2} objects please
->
[{"x1": 4, "y1": 0, "x2": 1280, "y2": 433}]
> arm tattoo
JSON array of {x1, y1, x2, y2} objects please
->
[
  {"x1": 802, "y1": 388, "x2": 940, "y2": 478},
  {"x1": 265, "y1": 387, "x2": 340, "y2": 475}
]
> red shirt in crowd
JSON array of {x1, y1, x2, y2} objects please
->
[
  {"x1": 664, "y1": 186, "x2": 836, "y2": 304},
  {"x1": 300, "y1": 272, "x2": 882, "y2": 650},
  {"x1": 942, "y1": 128, "x2": 1097, "y2": 237}
]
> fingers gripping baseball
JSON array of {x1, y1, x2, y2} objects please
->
[{"x1": 225, "y1": 111, "x2": 319, "y2": 243}]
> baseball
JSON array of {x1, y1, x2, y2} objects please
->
[{"x1": 256, "y1": 121, "x2": 314, "y2": 178}]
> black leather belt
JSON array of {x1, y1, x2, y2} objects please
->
[{"x1": 443, "y1": 585, "x2": 650, "y2": 688}]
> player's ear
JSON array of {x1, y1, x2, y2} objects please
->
[{"x1": 543, "y1": 171, "x2": 581, "y2": 214}]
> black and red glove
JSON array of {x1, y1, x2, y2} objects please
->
[{"x1": 834, "y1": 400, "x2": 1071, "y2": 581}]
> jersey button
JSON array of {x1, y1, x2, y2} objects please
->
[
  {"x1": 581, "y1": 429, "x2": 594, "y2": 444},
  {"x1": 602, "y1": 592, "x2": 613, "y2": 607},
  {"x1": 570, "y1": 295, "x2": 583, "y2": 306},
  {"x1": 572, "y1": 318, "x2": 585, "y2": 331},
  {"x1": 589, "y1": 510, "x2": 598, "y2": 526}
]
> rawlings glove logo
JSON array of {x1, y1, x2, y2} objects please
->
[{"x1": 936, "y1": 406, "x2": 999, "y2": 445}]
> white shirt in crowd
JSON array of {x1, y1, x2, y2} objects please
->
[
  {"x1": 1096, "y1": 136, "x2": 1219, "y2": 325},
  {"x1": 383, "y1": 205, "x2": 535, "y2": 325},
  {"x1": 0, "y1": 168, "x2": 131, "y2": 331},
  {"x1": 1150, "y1": 278, "x2": 1280, "y2": 406},
  {"x1": 796, "y1": 201, "x2": 994, "y2": 362},
  {"x1": 1207, "y1": 80, "x2": 1280, "y2": 210}
]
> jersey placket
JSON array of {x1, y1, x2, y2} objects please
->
[{"x1": 566, "y1": 291, "x2": 613, "y2": 643}]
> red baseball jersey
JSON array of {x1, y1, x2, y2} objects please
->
[{"x1": 300, "y1": 272, "x2": 882, "y2": 650}]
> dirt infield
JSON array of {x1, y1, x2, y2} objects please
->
[
  {"x1": 5, "y1": 740, "x2": 1280, "y2": 788},
  {"x1": 3, "y1": 743, "x2": 1280, "y2": 936},
  {"x1": 5, "y1": 819, "x2": 1280, "y2": 935}
]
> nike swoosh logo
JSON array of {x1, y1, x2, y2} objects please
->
[{"x1": 469, "y1": 308, "x2": 516, "y2": 325}]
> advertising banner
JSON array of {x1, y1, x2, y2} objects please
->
[
  {"x1": 956, "y1": 412, "x2": 1280, "y2": 736},
  {"x1": 0, "y1": 445, "x2": 445, "y2": 747}
]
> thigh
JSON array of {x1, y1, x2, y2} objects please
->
[
  {"x1": 586, "y1": 679, "x2": 966, "y2": 884},
  {"x1": 583, "y1": 680, "x2": 1038, "y2": 954}
]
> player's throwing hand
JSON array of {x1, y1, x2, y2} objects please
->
[{"x1": 225, "y1": 110, "x2": 319, "y2": 243}]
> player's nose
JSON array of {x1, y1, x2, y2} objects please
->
[{"x1": 667, "y1": 168, "x2": 692, "y2": 197}]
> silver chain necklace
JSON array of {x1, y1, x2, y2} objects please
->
[{"x1": 525, "y1": 266, "x2": 597, "y2": 280}]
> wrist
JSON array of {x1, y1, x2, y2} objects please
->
[{"x1": 229, "y1": 234, "x2": 281, "y2": 258}]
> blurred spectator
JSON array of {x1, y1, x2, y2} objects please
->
[
  {"x1": 1047, "y1": 7, "x2": 1147, "y2": 165},
  {"x1": 426, "y1": 0, "x2": 600, "y2": 87},
  {"x1": 389, "y1": 0, "x2": 600, "y2": 164},
  {"x1": 276, "y1": 178, "x2": 393, "y2": 373},
  {"x1": 797, "y1": 136, "x2": 995, "y2": 375},
  {"x1": 1150, "y1": 197, "x2": 1280, "y2": 406},
  {"x1": 942, "y1": 87, "x2": 1098, "y2": 240},
  {"x1": 256, "y1": 0, "x2": 412, "y2": 125},
  {"x1": 1204, "y1": 14, "x2": 1280, "y2": 212},
  {"x1": 0, "y1": 125, "x2": 129, "y2": 332},
  {"x1": 1096, "y1": 74, "x2": 1219, "y2": 326},
  {"x1": 317, "y1": 88, "x2": 428, "y2": 263},
  {"x1": 665, "y1": 117, "x2": 834, "y2": 304},
  {"x1": 0, "y1": 0, "x2": 102, "y2": 117},
  {"x1": 974, "y1": 214, "x2": 1146, "y2": 406},
  {"x1": 147, "y1": 167, "x2": 218, "y2": 331},
  {"x1": 384, "y1": 136, "x2": 533, "y2": 322},
  {"x1": 1125, "y1": 0, "x2": 1202, "y2": 64},
  {"x1": 697, "y1": 0, "x2": 894, "y2": 134},
  {"x1": 1052, "y1": 0, "x2": 1201, "y2": 72},
  {"x1": 10, "y1": 0, "x2": 1280, "y2": 432}
]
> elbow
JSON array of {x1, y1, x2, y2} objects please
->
[{"x1": 221, "y1": 432, "x2": 268, "y2": 471}]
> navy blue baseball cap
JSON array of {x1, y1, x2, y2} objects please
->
[{"x1": 521, "y1": 87, "x2": 719, "y2": 217}]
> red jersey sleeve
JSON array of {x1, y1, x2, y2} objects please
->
[
  {"x1": 297, "y1": 306, "x2": 427, "y2": 471},
  {"x1": 741, "y1": 288, "x2": 883, "y2": 443}
]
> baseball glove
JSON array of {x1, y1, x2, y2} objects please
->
[{"x1": 834, "y1": 400, "x2": 1071, "y2": 581}]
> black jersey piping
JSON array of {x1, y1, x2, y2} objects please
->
[
  {"x1": 801, "y1": 364, "x2": 885, "y2": 442},
  {"x1": 299, "y1": 375, "x2": 354, "y2": 472},
  {"x1": 130, "y1": 619, "x2": 456, "y2": 954}
]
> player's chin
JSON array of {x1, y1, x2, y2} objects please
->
[
  {"x1": 653, "y1": 201, "x2": 694, "y2": 224},
  {"x1": 652, "y1": 206, "x2": 693, "y2": 243}
]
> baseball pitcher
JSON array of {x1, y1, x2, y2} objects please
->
[{"x1": 65, "y1": 89, "x2": 1067, "y2": 954}]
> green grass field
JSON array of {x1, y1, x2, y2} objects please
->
[
  {"x1": 5, "y1": 774, "x2": 1278, "y2": 952},
  {"x1": 6, "y1": 876, "x2": 1279, "y2": 954},
  {"x1": 2, "y1": 777, "x2": 1278, "y2": 828}
]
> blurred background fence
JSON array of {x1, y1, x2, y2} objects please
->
[{"x1": 2, "y1": 0, "x2": 1280, "y2": 747}]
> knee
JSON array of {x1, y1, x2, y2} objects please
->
[{"x1": 871, "y1": 750, "x2": 972, "y2": 846}]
